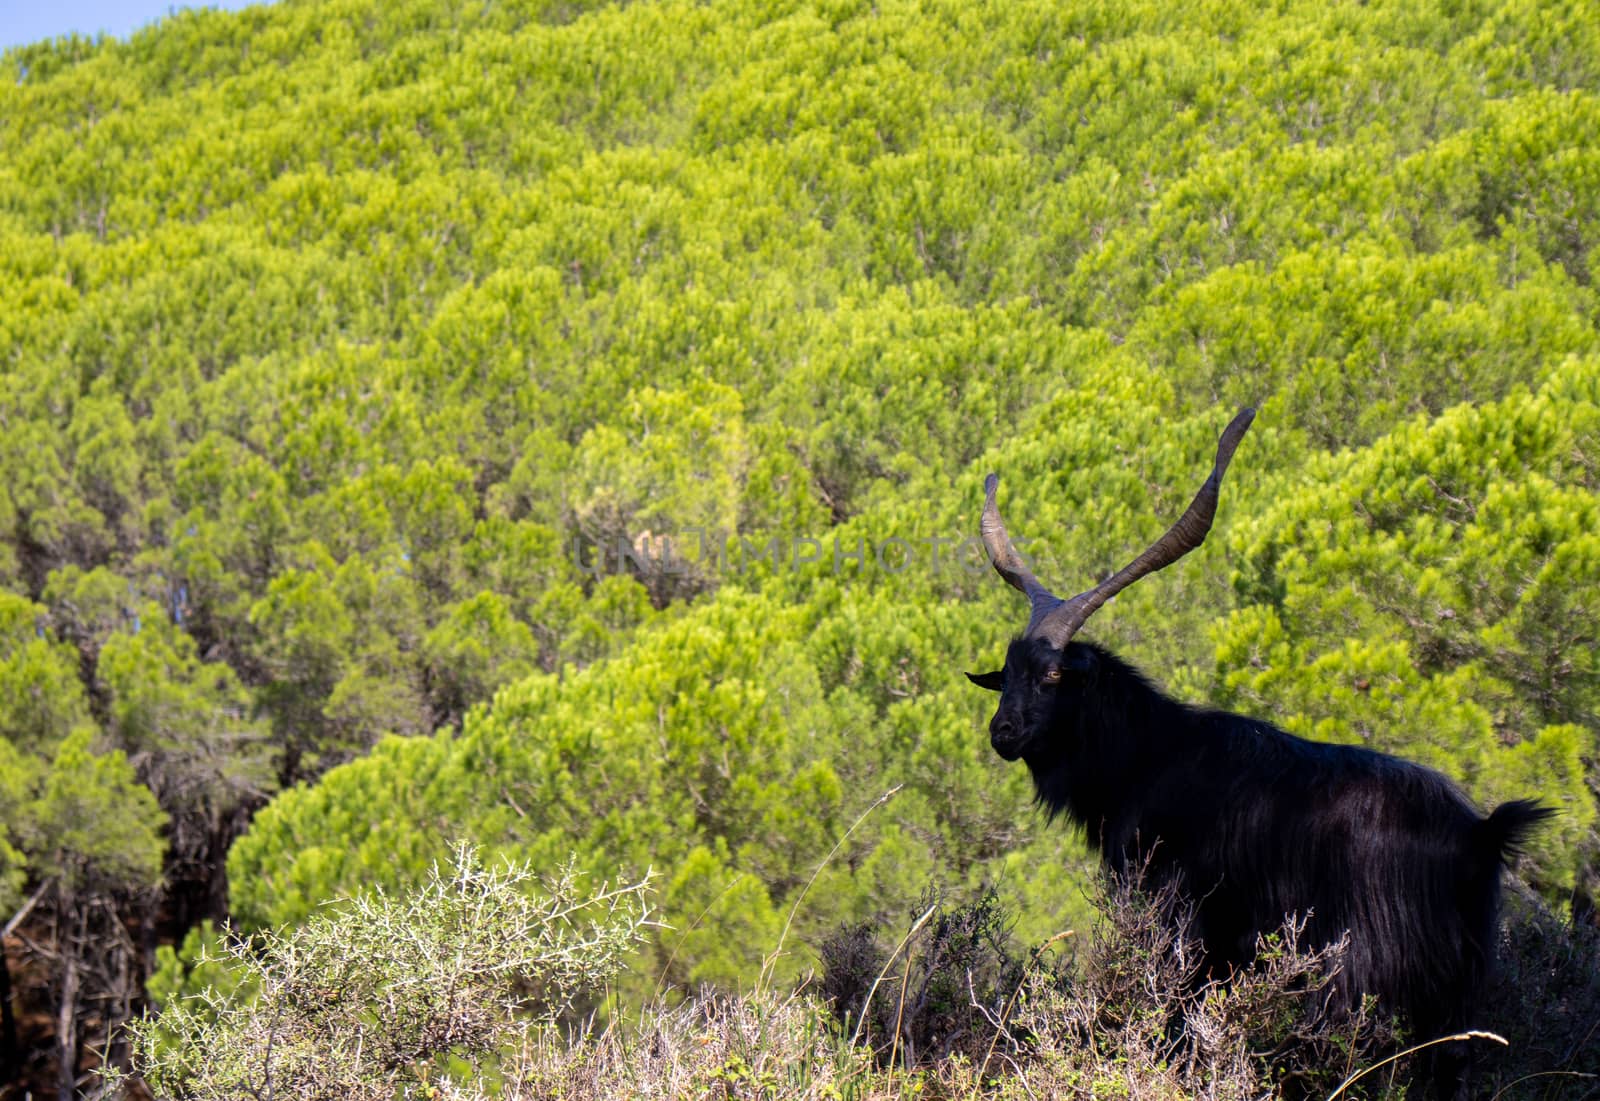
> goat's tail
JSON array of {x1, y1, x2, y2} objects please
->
[{"x1": 1477, "y1": 799, "x2": 1557, "y2": 865}]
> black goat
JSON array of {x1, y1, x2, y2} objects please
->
[{"x1": 967, "y1": 409, "x2": 1552, "y2": 1100}]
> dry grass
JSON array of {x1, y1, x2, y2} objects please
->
[
  {"x1": 497, "y1": 992, "x2": 873, "y2": 1101},
  {"x1": 482, "y1": 874, "x2": 1400, "y2": 1101}
]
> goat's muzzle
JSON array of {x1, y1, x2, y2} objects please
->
[{"x1": 989, "y1": 717, "x2": 1025, "y2": 761}]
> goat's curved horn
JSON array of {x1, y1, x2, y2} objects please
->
[
  {"x1": 981, "y1": 473, "x2": 1066, "y2": 631},
  {"x1": 1030, "y1": 407, "x2": 1255, "y2": 649}
]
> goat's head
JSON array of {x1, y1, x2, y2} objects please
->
[
  {"x1": 966, "y1": 408, "x2": 1255, "y2": 761},
  {"x1": 966, "y1": 636, "x2": 1102, "y2": 760}
]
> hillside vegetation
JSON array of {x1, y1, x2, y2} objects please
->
[{"x1": 1, "y1": 0, "x2": 1598, "y2": 1093}]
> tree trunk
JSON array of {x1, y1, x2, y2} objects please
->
[
  {"x1": 0, "y1": 938, "x2": 17, "y2": 1089},
  {"x1": 56, "y1": 952, "x2": 77, "y2": 1101}
]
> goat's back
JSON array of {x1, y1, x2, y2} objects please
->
[{"x1": 1132, "y1": 715, "x2": 1537, "y2": 1033}]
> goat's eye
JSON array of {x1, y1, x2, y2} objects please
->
[{"x1": 1042, "y1": 668, "x2": 1061, "y2": 684}]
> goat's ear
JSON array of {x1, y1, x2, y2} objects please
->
[{"x1": 966, "y1": 669, "x2": 1005, "y2": 692}]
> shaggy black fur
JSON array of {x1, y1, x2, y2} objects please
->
[{"x1": 968, "y1": 638, "x2": 1554, "y2": 1100}]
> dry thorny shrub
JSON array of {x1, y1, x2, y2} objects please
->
[
  {"x1": 1004, "y1": 875, "x2": 1396, "y2": 1101},
  {"x1": 110, "y1": 844, "x2": 655, "y2": 1101},
  {"x1": 821, "y1": 874, "x2": 1395, "y2": 1101},
  {"x1": 820, "y1": 886, "x2": 1035, "y2": 1068}
]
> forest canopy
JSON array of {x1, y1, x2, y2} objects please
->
[{"x1": 0, "y1": 0, "x2": 1597, "y2": 1089}]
